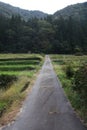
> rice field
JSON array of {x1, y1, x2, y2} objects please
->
[{"x1": 0, "y1": 54, "x2": 43, "y2": 121}]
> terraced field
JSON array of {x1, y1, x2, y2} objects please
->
[{"x1": 0, "y1": 54, "x2": 43, "y2": 124}]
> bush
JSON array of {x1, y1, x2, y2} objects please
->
[
  {"x1": 73, "y1": 64, "x2": 87, "y2": 104},
  {"x1": 0, "y1": 74, "x2": 17, "y2": 89},
  {"x1": 0, "y1": 102, "x2": 7, "y2": 117},
  {"x1": 65, "y1": 64, "x2": 74, "y2": 78}
]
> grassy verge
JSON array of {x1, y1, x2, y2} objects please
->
[
  {"x1": 51, "y1": 55, "x2": 87, "y2": 126},
  {"x1": 0, "y1": 54, "x2": 44, "y2": 126}
]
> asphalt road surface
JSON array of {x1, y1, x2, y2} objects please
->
[{"x1": 2, "y1": 56, "x2": 87, "y2": 130}]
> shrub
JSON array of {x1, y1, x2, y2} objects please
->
[
  {"x1": 0, "y1": 102, "x2": 7, "y2": 117},
  {"x1": 0, "y1": 74, "x2": 17, "y2": 89},
  {"x1": 73, "y1": 64, "x2": 87, "y2": 104},
  {"x1": 65, "y1": 64, "x2": 74, "y2": 78}
]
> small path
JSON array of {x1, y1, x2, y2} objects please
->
[{"x1": 2, "y1": 56, "x2": 87, "y2": 130}]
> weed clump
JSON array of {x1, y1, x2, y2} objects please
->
[
  {"x1": 73, "y1": 64, "x2": 87, "y2": 104},
  {"x1": 0, "y1": 75, "x2": 17, "y2": 89},
  {"x1": 65, "y1": 63, "x2": 74, "y2": 78}
]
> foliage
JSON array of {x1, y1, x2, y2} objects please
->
[
  {"x1": 51, "y1": 55, "x2": 87, "y2": 124},
  {"x1": 0, "y1": 74, "x2": 17, "y2": 89},
  {"x1": 73, "y1": 64, "x2": 87, "y2": 103},
  {"x1": 0, "y1": 102, "x2": 7, "y2": 117},
  {"x1": 0, "y1": 8, "x2": 87, "y2": 54},
  {"x1": 65, "y1": 63, "x2": 74, "y2": 78}
]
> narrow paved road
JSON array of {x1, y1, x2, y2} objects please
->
[{"x1": 2, "y1": 56, "x2": 87, "y2": 130}]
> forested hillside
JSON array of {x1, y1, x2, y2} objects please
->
[
  {"x1": 0, "y1": 2, "x2": 47, "y2": 20},
  {"x1": 0, "y1": 2, "x2": 87, "y2": 54},
  {"x1": 54, "y1": 2, "x2": 87, "y2": 21}
]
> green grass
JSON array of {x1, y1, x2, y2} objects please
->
[
  {"x1": 0, "y1": 54, "x2": 42, "y2": 59},
  {"x1": 0, "y1": 71, "x2": 34, "y2": 77},
  {"x1": 0, "y1": 65, "x2": 35, "y2": 71},
  {"x1": 0, "y1": 60, "x2": 40, "y2": 65},
  {"x1": 51, "y1": 54, "x2": 87, "y2": 125},
  {"x1": 0, "y1": 54, "x2": 43, "y2": 118}
]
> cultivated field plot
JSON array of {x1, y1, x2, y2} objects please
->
[
  {"x1": 0, "y1": 54, "x2": 43, "y2": 121},
  {"x1": 51, "y1": 55, "x2": 87, "y2": 125},
  {"x1": 0, "y1": 54, "x2": 42, "y2": 76}
]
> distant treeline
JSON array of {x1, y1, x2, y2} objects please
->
[{"x1": 0, "y1": 15, "x2": 87, "y2": 54}]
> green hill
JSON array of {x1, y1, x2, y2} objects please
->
[
  {"x1": 54, "y1": 2, "x2": 87, "y2": 21},
  {"x1": 0, "y1": 2, "x2": 48, "y2": 21},
  {"x1": 0, "y1": 2, "x2": 87, "y2": 54}
]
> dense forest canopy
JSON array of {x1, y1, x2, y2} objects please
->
[{"x1": 0, "y1": 2, "x2": 87, "y2": 54}]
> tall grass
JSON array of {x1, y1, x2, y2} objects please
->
[
  {"x1": 0, "y1": 54, "x2": 43, "y2": 119},
  {"x1": 51, "y1": 55, "x2": 87, "y2": 125}
]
